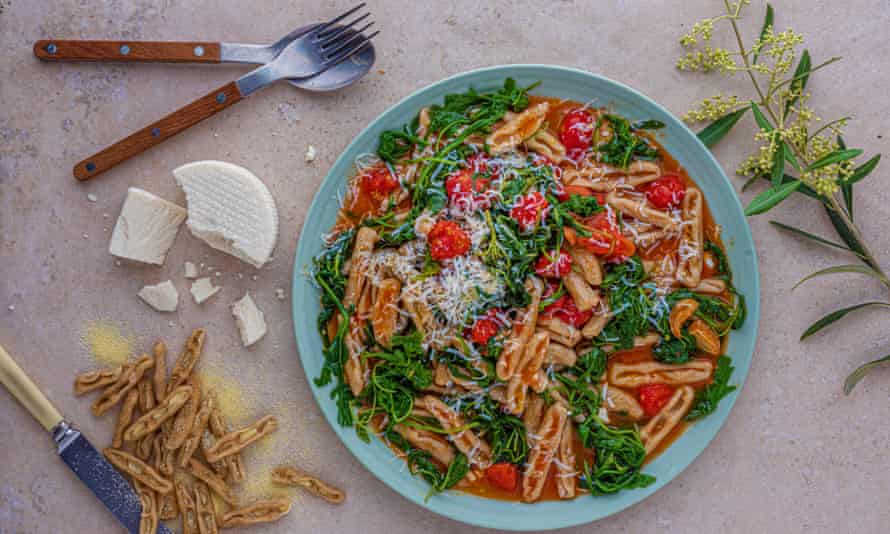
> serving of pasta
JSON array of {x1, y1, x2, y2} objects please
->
[{"x1": 311, "y1": 78, "x2": 746, "y2": 503}]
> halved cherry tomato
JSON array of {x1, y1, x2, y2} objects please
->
[
  {"x1": 638, "y1": 384, "x2": 675, "y2": 417},
  {"x1": 556, "y1": 184, "x2": 607, "y2": 205},
  {"x1": 470, "y1": 309, "x2": 505, "y2": 345},
  {"x1": 559, "y1": 108, "x2": 595, "y2": 153},
  {"x1": 509, "y1": 191, "x2": 549, "y2": 232},
  {"x1": 360, "y1": 167, "x2": 400, "y2": 201},
  {"x1": 541, "y1": 284, "x2": 592, "y2": 329},
  {"x1": 486, "y1": 462, "x2": 519, "y2": 492},
  {"x1": 645, "y1": 174, "x2": 686, "y2": 209},
  {"x1": 427, "y1": 220, "x2": 471, "y2": 261},
  {"x1": 576, "y1": 212, "x2": 636, "y2": 262},
  {"x1": 534, "y1": 250, "x2": 573, "y2": 278},
  {"x1": 445, "y1": 168, "x2": 491, "y2": 208}
]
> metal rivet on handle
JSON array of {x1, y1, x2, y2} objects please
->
[
  {"x1": 85, "y1": 162, "x2": 96, "y2": 172},
  {"x1": 193, "y1": 46, "x2": 204, "y2": 57},
  {"x1": 151, "y1": 128, "x2": 161, "y2": 137},
  {"x1": 216, "y1": 92, "x2": 226, "y2": 104},
  {"x1": 119, "y1": 44, "x2": 130, "y2": 55},
  {"x1": 46, "y1": 43, "x2": 58, "y2": 54}
]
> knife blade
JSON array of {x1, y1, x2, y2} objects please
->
[
  {"x1": 54, "y1": 421, "x2": 172, "y2": 534},
  {"x1": 0, "y1": 344, "x2": 169, "y2": 533}
]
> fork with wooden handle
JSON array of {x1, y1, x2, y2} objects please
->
[{"x1": 72, "y1": 4, "x2": 378, "y2": 181}]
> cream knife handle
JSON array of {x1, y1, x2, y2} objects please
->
[{"x1": 0, "y1": 344, "x2": 63, "y2": 431}]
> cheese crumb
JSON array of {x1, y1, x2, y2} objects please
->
[
  {"x1": 109, "y1": 188, "x2": 186, "y2": 265},
  {"x1": 87, "y1": 193, "x2": 97, "y2": 202},
  {"x1": 190, "y1": 277, "x2": 221, "y2": 304},
  {"x1": 137, "y1": 280, "x2": 179, "y2": 312},
  {"x1": 232, "y1": 292, "x2": 266, "y2": 347},
  {"x1": 304, "y1": 145, "x2": 317, "y2": 163},
  {"x1": 8, "y1": 304, "x2": 14, "y2": 312},
  {"x1": 215, "y1": 271, "x2": 222, "y2": 278},
  {"x1": 184, "y1": 261, "x2": 199, "y2": 279},
  {"x1": 275, "y1": 288, "x2": 286, "y2": 300}
]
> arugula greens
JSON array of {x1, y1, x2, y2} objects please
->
[
  {"x1": 312, "y1": 230, "x2": 357, "y2": 426},
  {"x1": 384, "y1": 429, "x2": 470, "y2": 501},
  {"x1": 596, "y1": 257, "x2": 652, "y2": 350},
  {"x1": 355, "y1": 330, "x2": 432, "y2": 440},
  {"x1": 462, "y1": 396, "x2": 529, "y2": 465},
  {"x1": 596, "y1": 114, "x2": 660, "y2": 168},
  {"x1": 685, "y1": 356, "x2": 737, "y2": 420},
  {"x1": 578, "y1": 417, "x2": 655, "y2": 495}
]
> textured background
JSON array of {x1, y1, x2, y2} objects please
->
[{"x1": 2, "y1": 1, "x2": 890, "y2": 533}]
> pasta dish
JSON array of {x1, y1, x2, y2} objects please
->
[{"x1": 311, "y1": 79, "x2": 746, "y2": 502}]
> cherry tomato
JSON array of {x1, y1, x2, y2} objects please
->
[
  {"x1": 534, "y1": 250, "x2": 573, "y2": 278},
  {"x1": 556, "y1": 185, "x2": 606, "y2": 205},
  {"x1": 509, "y1": 191, "x2": 549, "y2": 232},
  {"x1": 645, "y1": 174, "x2": 686, "y2": 209},
  {"x1": 445, "y1": 168, "x2": 491, "y2": 209},
  {"x1": 541, "y1": 285, "x2": 592, "y2": 329},
  {"x1": 360, "y1": 167, "x2": 400, "y2": 201},
  {"x1": 576, "y1": 212, "x2": 636, "y2": 262},
  {"x1": 638, "y1": 384, "x2": 675, "y2": 418},
  {"x1": 486, "y1": 462, "x2": 519, "y2": 492},
  {"x1": 427, "y1": 220, "x2": 471, "y2": 261},
  {"x1": 559, "y1": 108, "x2": 595, "y2": 153},
  {"x1": 470, "y1": 309, "x2": 504, "y2": 345}
]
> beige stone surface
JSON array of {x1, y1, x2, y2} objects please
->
[{"x1": 2, "y1": 1, "x2": 890, "y2": 533}]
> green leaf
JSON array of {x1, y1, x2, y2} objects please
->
[
  {"x1": 805, "y1": 148, "x2": 863, "y2": 171},
  {"x1": 768, "y1": 220, "x2": 850, "y2": 252},
  {"x1": 822, "y1": 204, "x2": 878, "y2": 270},
  {"x1": 752, "y1": 3, "x2": 774, "y2": 64},
  {"x1": 750, "y1": 102, "x2": 774, "y2": 132},
  {"x1": 792, "y1": 264, "x2": 886, "y2": 290},
  {"x1": 783, "y1": 143, "x2": 801, "y2": 171},
  {"x1": 741, "y1": 174, "x2": 762, "y2": 192},
  {"x1": 800, "y1": 302, "x2": 890, "y2": 340},
  {"x1": 844, "y1": 354, "x2": 890, "y2": 395},
  {"x1": 744, "y1": 180, "x2": 801, "y2": 215},
  {"x1": 685, "y1": 356, "x2": 736, "y2": 421},
  {"x1": 844, "y1": 154, "x2": 881, "y2": 185},
  {"x1": 696, "y1": 108, "x2": 748, "y2": 148},
  {"x1": 771, "y1": 140, "x2": 786, "y2": 186},
  {"x1": 785, "y1": 49, "x2": 811, "y2": 117}
]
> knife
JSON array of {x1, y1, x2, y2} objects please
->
[{"x1": 0, "y1": 344, "x2": 171, "y2": 534}]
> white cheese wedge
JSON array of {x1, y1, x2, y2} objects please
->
[
  {"x1": 138, "y1": 280, "x2": 179, "y2": 312},
  {"x1": 184, "y1": 261, "x2": 199, "y2": 279},
  {"x1": 173, "y1": 161, "x2": 278, "y2": 268},
  {"x1": 109, "y1": 188, "x2": 186, "y2": 265},
  {"x1": 231, "y1": 292, "x2": 266, "y2": 347},
  {"x1": 190, "y1": 277, "x2": 221, "y2": 304}
]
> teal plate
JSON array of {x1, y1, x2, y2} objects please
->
[{"x1": 292, "y1": 65, "x2": 760, "y2": 531}]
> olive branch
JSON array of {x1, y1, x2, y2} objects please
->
[{"x1": 677, "y1": 0, "x2": 888, "y2": 393}]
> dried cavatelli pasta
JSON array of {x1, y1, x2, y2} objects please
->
[
  {"x1": 178, "y1": 391, "x2": 214, "y2": 467},
  {"x1": 187, "y1": 458, "x2": 238, "y2": 506},
  {"x1": 193, "y1": 482, "x2": 218, "y2": 534},
  {"x1": 204, "y1": 414, "x2": 278, "y2": 463},
  {"x1": 92, "y1": 355, "x2": 154, "y2": 416},
  {"x1": 167, "y1": 329, "x2": 205, "y2": 394},
  {"x1": 103, "y1": 448, "x2": 172, "y2": 494},
  {"x1": 112, "y1": 388, "x2": 139, "y2": 449},
  {"x1": 271, "y1": 465, "x2": 345, "y2": 504},
  {"x1": 123, "y1": 385, "x2": 192, "y2": 442},
  {"x1": 152, "y1": 340, "x2": 168, "y2": 402},
  {"x1": 220, "y1": 500, "x2": 292, "y2": 528},
  {"x1": 174, "y1": 480, "x2": 200, "y2": 534},
  {"x1": 166, "y1": 375, "x2": 201, "y2": 450},
  {"x1": 74, "y1": 366, "x2": 123, "y2": 395},
  {"x1": 133, "y1": 481, "x2": 159, "y2": 534}
]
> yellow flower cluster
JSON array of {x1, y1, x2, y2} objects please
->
[
  {"x1": 683, "y1": 94, "x2": 742, "y2": 122},
  {"x1": 756, "y1": 27, "x2": 804, "y2": 75},
  {"x1": 676, "y1": 46, "x2": 737, "y2": 73},
  {"x1": 679, "y1": 18, "x2": 715, "y2": 48}
]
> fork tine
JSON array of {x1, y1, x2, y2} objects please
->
[
  {"x1": 323, "y1": 22, "x2": 375, "y2": 56},
  {"x1": 324, "y1": 30, "x2": 378, "y2": 67},
  {"x1": 318, "y1": 12, "x2": 371, "y2": 48},
  {"x1": 314, "y1": 3, "x2": 366, "y2": 36}
]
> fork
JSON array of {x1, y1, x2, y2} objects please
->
[{"x1": 73, "y1": 4, "x2": 378, "y2": 181}]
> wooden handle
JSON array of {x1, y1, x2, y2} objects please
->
[
  {"x1": 0, "y1": 344, "x2": 63, "y2": 432},
  {"x1": 34, "y1": 40, "x2": 221, "y2": 63},
  {"x1": 74, "y1": 81, "x2": 244, "y2": 180}
]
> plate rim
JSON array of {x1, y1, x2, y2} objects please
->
[{"x1": 292, "y1": 64, "x2": 760, "y2": 530}]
